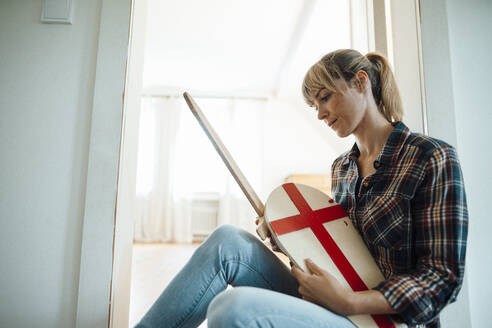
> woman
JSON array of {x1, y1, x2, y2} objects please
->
[{"x1": 136, "y1": 49, "x2": 468, "y2": 328}]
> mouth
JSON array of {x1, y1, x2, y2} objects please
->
[{"x1": 328, "y1": 119, "x2": 338, "y2": 128}]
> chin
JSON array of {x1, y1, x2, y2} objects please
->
[
  {"x1": 336, "y1": 129, "x2": 351, "y2": 138},
  {"x1": 335, "y1": 124, "x2": 356, "y2": 138}
]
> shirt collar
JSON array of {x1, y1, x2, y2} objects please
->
[{"x1": 341, "y1": 121, "x2": 410, "y2": 167}]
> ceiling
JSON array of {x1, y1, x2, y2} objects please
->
[{"x1": 142, "y1": 0, "x2": 352, "y2": 103}]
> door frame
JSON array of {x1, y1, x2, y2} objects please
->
[
  {"x1": 75, "y1": 0, "x2": 134, "y2": 327},
  {"x1": 109, "y1": 0, "x2": 148, "y2": 327}
]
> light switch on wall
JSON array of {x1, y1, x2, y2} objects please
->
[{"x1": 41, "y1": 0, "x2": 74, "y2": 24}]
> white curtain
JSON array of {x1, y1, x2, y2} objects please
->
[
  {"x1": 216, "y1": 99, "x2": 264, "y2": 234},
  {"x1": 134, "y1": 96, "x2": 264, "y2": 242},
  {"x1": 134, "y1": 96, "x2": 191, "y2": 242}
]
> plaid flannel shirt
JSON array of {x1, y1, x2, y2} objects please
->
[{"x1": 331, "y1": 122, "x2": 468, "y2": 327}]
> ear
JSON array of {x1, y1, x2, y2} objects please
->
[{"x1": 353, "y1": 70, "x2": 369, "y2": 93}]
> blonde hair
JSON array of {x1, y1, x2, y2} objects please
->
[{"x1": 302, "y1": 49, "x2": 403, "y2": 122}]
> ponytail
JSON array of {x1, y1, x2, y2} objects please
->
[{"x1": 366, "y1": 52, "x2": 403, "y2": 122}]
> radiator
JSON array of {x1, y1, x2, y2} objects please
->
[{"x1": 190, "y1": 192, "x2": 220, "y2": 242}]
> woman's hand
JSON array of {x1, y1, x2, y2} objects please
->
[
  {"x1": 255, "y1": 216, "x2": 283, "y2": 253},
  {"x1": 291, "y1": 258, "x2": 355, "y2": 316}
]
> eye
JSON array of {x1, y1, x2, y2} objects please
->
[{"x1": 321, "y1": 94, "x2": 332, "y2": 102}]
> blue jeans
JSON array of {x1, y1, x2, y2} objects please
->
[{"x1": 135, "y1": 224, "x2": 355, "y2": 328}]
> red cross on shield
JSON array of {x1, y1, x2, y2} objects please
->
[{"x1": 265, "y1": 183, "x2": 397, "y2": 328}]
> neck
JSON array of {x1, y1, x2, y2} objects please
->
[{"x1": 353, "y1": 106, "x2": 394, "y2": 158}]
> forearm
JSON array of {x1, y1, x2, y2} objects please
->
[{"x1": 345, "y1": 290, "x2": 397, "y2": 316}]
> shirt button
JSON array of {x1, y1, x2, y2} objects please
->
[
  {"x1": 363, "y1": 181, "x2": 369, "y2": 188},
  {"x1": 373, "y1": 160, "x2": 381, "y2": 169}
]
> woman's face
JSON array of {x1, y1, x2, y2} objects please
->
[{"x1": 312, "y1": 78, "x2": 367, "y2": 138}]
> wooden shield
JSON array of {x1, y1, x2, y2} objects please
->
[{"x1": 265, "y1": 183, "x2": 405, "y2": 328}]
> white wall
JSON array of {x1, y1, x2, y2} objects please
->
[
  {"x1": 0, "y1": 1, "x2": 101, "y2": 327},
  {"x1": 261, "y1": 98, "x2": 353, "y2": 200},
  {"x1": 421, "y1": 0, "x2": 492, "y2": 327},
  {"x1": 446, "y1": 1, "x2": 492, "y2": 327}
]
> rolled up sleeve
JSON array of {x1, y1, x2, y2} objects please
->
[{"x1": 373, "y1": 145, "x2": 468, "y2": 325}]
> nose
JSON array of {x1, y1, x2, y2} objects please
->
[{"x1": 317, "y1": 105, "x2": 328, "y2": 121}]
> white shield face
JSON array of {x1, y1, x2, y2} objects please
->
[{"x1": 264, "y1": 183, "x2": 405, "y2": 328}]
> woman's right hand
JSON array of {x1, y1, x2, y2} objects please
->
[{"x1": 255, "y1": 216, "x2": 283, "y2": 253}]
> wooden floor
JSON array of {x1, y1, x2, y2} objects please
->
[
  {"x1": 129, "y1": 241, "x2": 290, "y2": 327},
  {"x1": 129, "y1": 242, "x2": 203, "y2": 327}
]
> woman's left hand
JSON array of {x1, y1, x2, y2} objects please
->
[{"x1": 291, "y1": 259, "x2": 355, "y2": 316}]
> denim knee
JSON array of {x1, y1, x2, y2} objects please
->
[
  {"x1": 197, "y1": 224, "x2": 253, "y2": 257},
  {"x1": 208, "y1": 224, "x2": 243, "y2": 244},
  {"x1": 207, "y1": 288, "x2": 253, "y2": 328}
]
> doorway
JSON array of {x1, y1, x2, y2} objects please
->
[{"x1": 89, "y1": 0, "x2": 427, "y2": 327}]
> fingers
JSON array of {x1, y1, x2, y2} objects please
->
[
  {"x1": 305, "y1": 258, "x2": 324, "y2": 276},
  {"x1": 255, "y1": 216, "x2": 271, "y2": 241},
  {"x1": 291, "y1": 265, "x2": 304, "y2": 280},
  {"x1": 298, "y1": 283, "x2": 317, "y2": 304},
  {"x1": 255, "y1": 216, "x2": 285, "y2": 254},
  {"x1": 293, "y1": 266, "x2": 318, "y2": 304},
  {"x1": 292, "y1": 259, "x2": 325, "y2": 278},
  {"x1": 298, "y1": 285, "x2": 307, "y2": 296},
  {"x1": 255, "y1": 216, "x2": 263, "y2": 226},
  {"x1": 300, "y1": 293, "x2": 316, "y2": 303}
]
